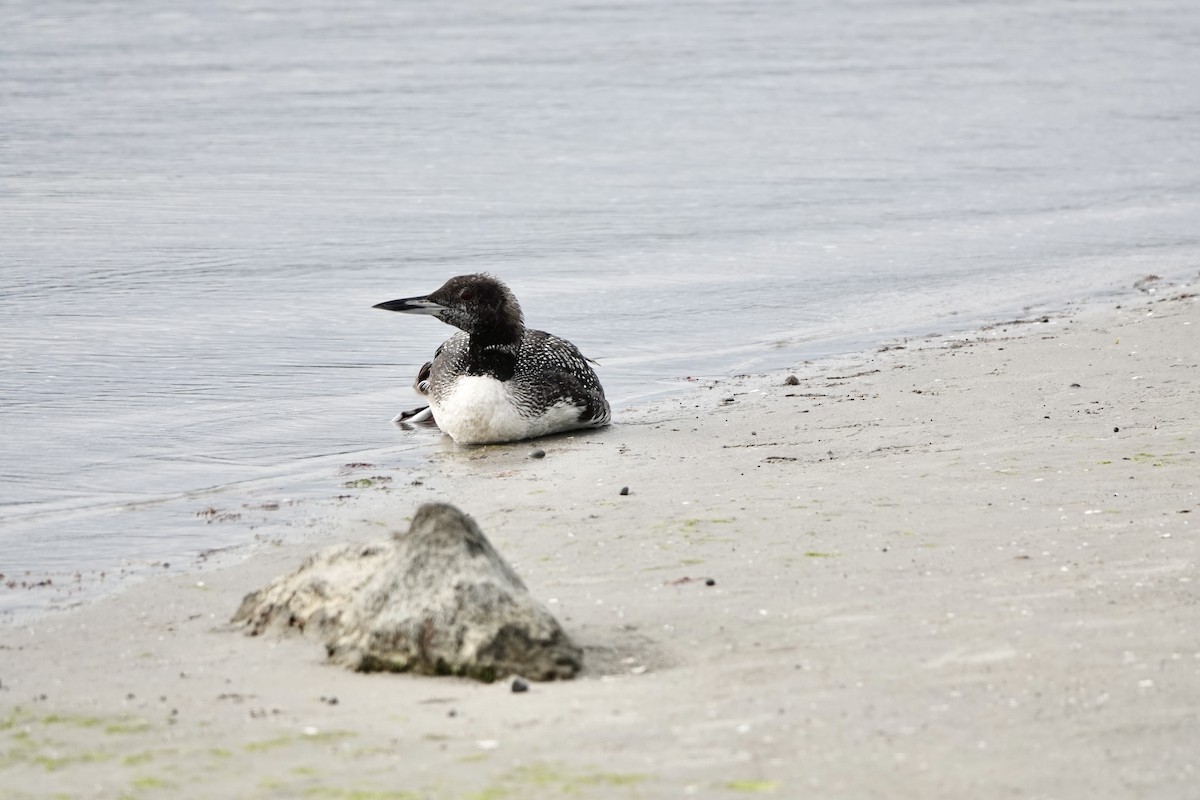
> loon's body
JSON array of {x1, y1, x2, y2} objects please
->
[{"x1": 374, "y1": 274, "x2": 610, "y2": 445}]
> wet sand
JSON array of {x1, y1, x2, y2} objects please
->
[{"x1": 2, "y1": 288, "x2": 1197, "y2": 799}]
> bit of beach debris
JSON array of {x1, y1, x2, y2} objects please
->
[
  {"x1": 665, "y1": 576, "x2": 717, "y2": 587},
  {"x1": 195, "y1": 506, "x2": 241, "y2": 524},
  {"x1": 1133, "y1": 274, "x2": 1161, "y2": 293}
]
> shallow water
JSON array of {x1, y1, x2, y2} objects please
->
[{"x1": 3, "y1": 0, "x2": 1199, "y2": 616}]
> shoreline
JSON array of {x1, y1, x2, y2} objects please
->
[
  {"x1": 0, "y1": 271, "x2": 1180, "y2": 623},
  {"x1": 2, "y1": 283, "x2": 1197, "y2": 799},
  {"x1": 2, "y1": 271, "x2": 1180, "y2": 624}
]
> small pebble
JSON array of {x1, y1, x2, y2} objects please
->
[
  {"x1": 1113, "y1": 426, "x2": 1120, "y2": 433},
  {"x1": 448, "y1": 709, "x2": 457, "y2": 718},
  {"x1": 619, "y1": 486, "x2": 630, "y2": 496},
  {"x1": 529, "y1": 449, "x2": 546, "y2": 459},
  {"x1": 511, "y1": 678, "x2": 529, "y2": 693},
  {"x1": 784, "y1": 375, "x2": 800, "y2": 386},
  {"x1": 705, "y1": 578, "x2": 716, "y2": 586}
]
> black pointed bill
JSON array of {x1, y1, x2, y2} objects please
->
[{"x1": 373, "y1": 296, "x2": 446, "y2": 315}]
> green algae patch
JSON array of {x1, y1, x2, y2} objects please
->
[
  {"x1": 680, "y1": 530, "x2": 736, "y2": 546},
  {"x1": 577, "y1": 772, "x2": 648, "y2": 787},
  {"x1": 41, "y1": 713, "x2": 104, "y2": 728},
  {"x1": 803, "y1": 551, "x2": 837, "y2": 558},
  {"x1": 36, "y1": 712, "x2": 152, "y2": 736},
  {"x1": 0, "y1": 730, "x2": 42, "y2": 771},
  {"x1": 244, "y1": 729, "x2": 357, "y2": 753},
  {"x1": 118, "y1": 746, "x2": 180, "y2": 767},
  {"x1": 34, "y1": 749, "x2": 114, "y2": 772},
  {"x1": 0, "y1": 709, "x2": 166, "y2": 775},
  {"x1": 2, "y1": 708, "x2": 37, "y2": 731},
  {"x1": 650, "y1": 516, "x2": 739, "y2": 549},
  {"x1": 724, "y1": 779, "x2": 780, "y2": 793},
  {"x1": 129, "y1": 775, "x2": 174, "y2": 790},
  {"x1": 680, "y1": 517, "x2": 735, "y2": 530},
  {"x1": 243, "y1": 736, "x2": 294, "y2": 753},
  {"x1": 457, "y1": 752, "x2": 491, "y2": 764},
  {"x1": 471, "y1": 763, "x2": 648, "y2": 798},
  {"x1": 120, "y1": 751, "x2": 156, "y2": 766},
  {"x1": 348, "y1": 744, "x2": 406, "y2": 759},
  {"x1": 303, "y1": 789, "x2": 419, "y2": 800},
  {"x1": 462, "y1": 789, "x2": 510, "y2": 800},
  {"x1": 510, "y1": 763, "x2": 572, "y2": 786},
  {"x1": 1126, "y1": 452, "x2": 1175, "y2": 466},
  {"x1": 105, "y1": 719, "x2": 152, "y2": 735}
]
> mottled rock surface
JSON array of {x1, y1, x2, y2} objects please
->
[{"x1": 232, "y1": 503, "x2": 581, "y2": 681}]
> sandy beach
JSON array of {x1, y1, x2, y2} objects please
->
[{"x1": 2, "y1": 285, "x2": 1197, "y2": 799}]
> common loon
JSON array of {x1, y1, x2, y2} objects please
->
[{"x1": 374, "y1": 273, "x2": 611, "y2": 445}]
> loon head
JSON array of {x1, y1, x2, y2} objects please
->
[{"x1": 374, "y1": 273, "x2": 525, "y2": 340}]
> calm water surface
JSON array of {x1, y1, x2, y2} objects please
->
[{"x1": 3, "y1": 0, "x2": 1199, "y2": 616}]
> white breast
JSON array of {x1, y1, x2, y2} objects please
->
[{"x1": 430, "y1": 375, "x2": 585, "y2": 445}]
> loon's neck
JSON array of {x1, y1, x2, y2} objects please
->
[
  {"x1": 467, "y1": 319, "x2": 523, "y2": 344},
  {"x1": 461, "y1": 330, "x2": 521, "y2": 381}
]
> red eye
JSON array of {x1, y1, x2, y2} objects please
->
[{"x1": 461, "y1": 289, "x2": 474, "y2": 301}]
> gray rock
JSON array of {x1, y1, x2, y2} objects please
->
[{"x1": 232, "y1": 503, "x2": 582, "y2": 682}]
